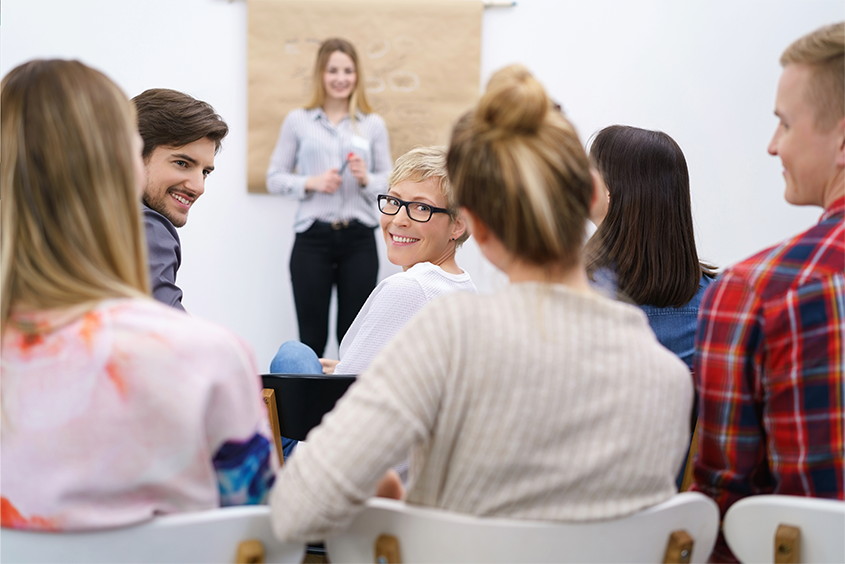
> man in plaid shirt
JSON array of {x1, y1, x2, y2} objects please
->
[{"x1": 692, "y1": 22, "x2": 844, "y2": 562}]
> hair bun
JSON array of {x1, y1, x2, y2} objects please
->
[{"x1": 475, "y1": 65, "x2": 549, "y2": 135}]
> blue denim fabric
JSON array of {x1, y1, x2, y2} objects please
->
[
  {"x1": 592, "y1": 269, "x2": 713, "y2": 370},
  {"x1": 270, "y1": 340, "x2": 323, "y2": 374},
  {"x1": 639, "y1": 276, "x2": 712, "y2": 370},
  {"x1": 641, "y1": 279, "x2": 711, "y2": 490},
  {"x1": 268, "y1": 341, "x2": 323, "y2": 460}
]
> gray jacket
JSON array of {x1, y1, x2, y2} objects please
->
[{"x1": 143, "y1": 203, "x2": 185, "y2": 311}]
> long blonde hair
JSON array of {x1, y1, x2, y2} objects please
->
[
  {"x1": 1, "y1": 59, "x2": 150, "y2": 336},
  {"x1": 305, "y1": 38, "x2": 373, "y2": 121}
]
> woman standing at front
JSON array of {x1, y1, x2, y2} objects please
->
[{"x1": 266, "y1": 38, "x2": 392, "y2": 356}]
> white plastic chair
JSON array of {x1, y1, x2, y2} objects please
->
[
  {"x1": 0, "y1": 505, "x2": 305, "y2": 564},
  {"x1": 723, "y1": 495, "x2": 845, "y2": 563},
  {"x1": 325, "y1": 492, "x2": 719, "y2": 563}
]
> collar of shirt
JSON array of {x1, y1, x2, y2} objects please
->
[
  {"x1": 821, "y1": 196, "x2": 844, "y2": 222},
  {"x1": 306, "y1": 107, "x2": 364, "y2": 123}
]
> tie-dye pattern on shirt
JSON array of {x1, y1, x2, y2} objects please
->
[
  {"x1": 214, "y1": 434, "x2": 276, "y2": 506},
  {"x1": 1, "y1": 298, "x2": 278, "y2": 531}
]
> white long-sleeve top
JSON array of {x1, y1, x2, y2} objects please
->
[
  {"x1": 334, "y1": 262, "x2": 477, "y2": 375},
  {"x1": 265, "y1": 108, "x2": 392, "y2": 232},
  {"x1": 270, "y1": 282, "x2": 693, "y2": 542}
]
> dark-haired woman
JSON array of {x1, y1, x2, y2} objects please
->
[
  {"x1": 269, "y1": 66, "x2": 692, "y2": 541},
  {"x1": 266, "y1": 38, "x2": 392, "y2": 357},
  {"x1": 585, "y1": 125, "x2": 716, "y2": 370}
]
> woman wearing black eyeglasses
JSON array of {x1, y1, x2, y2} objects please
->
[
  {"x1": 268, "y1": 145, "x2": 476, "y2": 460},
  {"x1": 322, "y1": 145, "x2": 476, "y2": 375},
  {"x1": 270, "y1": 65, "x2": 693, "y2": 541}
]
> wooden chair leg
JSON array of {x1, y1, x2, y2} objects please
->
[
  {"x1": 374, "y1": 534, "x2": 401, "y2": 564},
  {"x1": 263, "y1": 389, "x2": 284, "y2": 467},
  {"x1": 663, "y1": 530, "x2": 694, "y2": 564},
  {"x1": 680, "y1": 421, "x2": 699, "y2": 492},
  {"x1": 236, "y1": 539, "x2": 265, "y2": 563},
  {"x1": 774, "y1": 524, "x2": 800, "y2": 564}
]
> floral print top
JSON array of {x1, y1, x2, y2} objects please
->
[{"x1": 0, "y1": 298, "x2": 277, "y2": 531}]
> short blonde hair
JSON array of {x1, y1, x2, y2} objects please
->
[
  {"x1": 388, "y1": 146, "x2": 470, "y2": 246},
  {"x1": 780, "y1": 22, "x2": 844, "y2": 131},
  {"x1": 1, "y1": 59, "x2": 150, "y2": 335},
  {"x1": 447, "y1": 65, "x2": 592, "y2": 268}
]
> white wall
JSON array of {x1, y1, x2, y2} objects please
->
[{"x1": 2, "y1": 0, "x2": 842, "y2": 368}]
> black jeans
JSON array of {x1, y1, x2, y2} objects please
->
[{"x1": 289, "y1": 220, "x2": 378, "y2": 357}]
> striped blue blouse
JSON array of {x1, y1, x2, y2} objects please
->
[{"x1": 266, "y1": 107, "x2": 393, "y2": 232}]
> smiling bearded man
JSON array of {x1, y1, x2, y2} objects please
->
[{"x1": 133, "y1": 89, "x2": 229, "y2": 311}]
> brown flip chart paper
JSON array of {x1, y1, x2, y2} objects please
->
[{"x1": 247, "y1": 0, "x2": 483, "y2": 193}]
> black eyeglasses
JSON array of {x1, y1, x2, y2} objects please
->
[{"x1": 378, "y1": 195, "x2": 451, "y2": 223}]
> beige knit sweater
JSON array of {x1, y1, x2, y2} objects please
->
[{"x1": 270, "y1": 282, "x2": 693, "y2": 542}]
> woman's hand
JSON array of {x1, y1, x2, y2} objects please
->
[
  {"x1": 306, "y1": 169, "x2": 342, "y2": 194},
  {"x1": 375, "y1": 469, "x2": 404, "y2": 500},
  {"x1": 319, "y1": 358, "x2": 339, "y2": 374},
  {"x1": 347, "y1": 154, "x2": 369, "y2": 187}
]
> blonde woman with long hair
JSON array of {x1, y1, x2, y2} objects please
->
[
  {"x1": 1, "y1": 59, "x2": 276, "y2": 530},
  {"x1": 266, "y1": 38, "x2": 392, "y2": 359},
  {"x1": 269, "y1": 66, "x2": 693, "y2": 541}
]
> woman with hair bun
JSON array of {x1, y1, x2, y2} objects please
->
[{"x1": 270, "y1": 66, "x2": 693, "y2": 542}]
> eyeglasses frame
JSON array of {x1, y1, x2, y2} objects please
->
[{"x1": 377, "y1": 194, "x2": 452, "y2": 223}]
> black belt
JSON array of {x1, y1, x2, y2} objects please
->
[{"x1": 311, "y1": 219, "x2": 371, "y2": 231}]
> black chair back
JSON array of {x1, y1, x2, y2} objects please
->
[{"x1": 261, "y1": 374, "x2": 357, "y2": 441}]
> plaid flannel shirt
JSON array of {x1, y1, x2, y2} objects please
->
[{"x1": 691, "y1": 196, "x2": 844, "y2": 561}]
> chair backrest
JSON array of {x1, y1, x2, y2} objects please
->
[
  {"x1": 263, "y1": 388, "x2": 285, "y2": 466},
  {"x1": 0, "y1": 505, "x2": 305, "y2": 564},
  {"x1": 325, "y1": 493, "x2": 719, "y2": 563},
  {"x1": 723, "y1": 495, "x2": 845, "y2": 563},
  {"x1": 261, "y1": 374, "x2": 356, "y2": 441}
]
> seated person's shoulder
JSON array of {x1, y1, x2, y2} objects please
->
[
  {"x1": 716, "y1": 224, "x2": 843, "y2": 304},
  {"x1": 109, "y1": 298, "x2": 250, "y2": 365},
  {"x1": 143, "y1": 206, "x2": 179, "y2": 240},
  {"x1": 405, "y1": 261, "x2": 477, "y2": 292},
  {"x1": 377, "y1": 267, "x2": 428, "y2": 296}
]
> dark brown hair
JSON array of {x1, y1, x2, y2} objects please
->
[
  {"x1": 132, "y1": 88, "x2": 229, "y2": 159},
  {"x1": 584, "y1": 125, "x2": 716, "y2": 307},
  {"x1": 447, "y1": 65, "x2": 592, "y2": 268}
]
